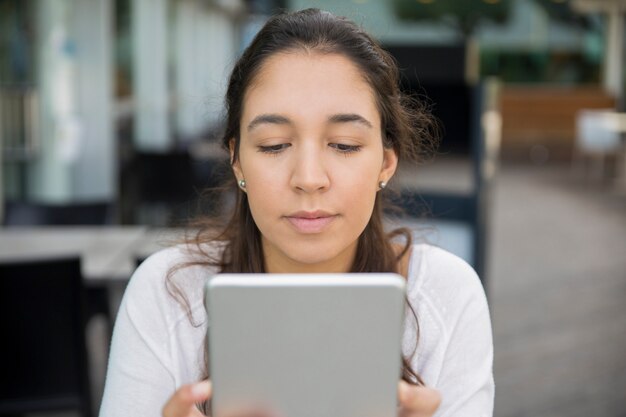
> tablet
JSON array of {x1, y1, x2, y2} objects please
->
[{"x1": 205, "y1": 273, "x2": 406, "y2": 417}]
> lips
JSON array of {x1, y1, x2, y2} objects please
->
[{"x1": 284, "y1": 211, "x2": 337, "y2": 234}]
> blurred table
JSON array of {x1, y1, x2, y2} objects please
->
[
  {"x1": 0, "y1": 226, "x2": 186, "y2": 284},
  {"x1": 577, "y1": 110, "x2": 626, "y2": 193}
]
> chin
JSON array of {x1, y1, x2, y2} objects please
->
[
  {"x1": 276, "y1": 238, "x2": 355, "y2": 269},
  {"x1": 283, "y1": 247, "x2": 338, "y2": 266},
  {"x1": 261, "y1": 230, "x2": 359, "y2": 271}
]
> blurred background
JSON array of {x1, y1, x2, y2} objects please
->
[{"x1": 0, "y1": 0, "x2": 625, "y2": 416}]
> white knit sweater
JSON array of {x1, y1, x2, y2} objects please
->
[{"x1": 99, "y1": 243, "x2": 494, "y2": 417}]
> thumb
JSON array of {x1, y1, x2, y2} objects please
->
[
  {"x1": 398, "y1": 380, "x2": 441, "y2": 416},
  {"x1": 163, "y1": 381, "x2": 212, "y2": 417}
]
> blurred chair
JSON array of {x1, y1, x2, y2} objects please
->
[
  {"x1": 0, "y1": 257, "x2": 93, "y2": 417},
  {"x1": 392, "y1": 191, "x2": 478, "y2": 264},
  {"x1": 392, "y1": 79, "x2": 501, "y2": 285},
  {"x1": 573, "y1": 109, "x2": 626, "y2": 180},
  {"x1": 126, "y1": 149, "x2": 227, "y2": 225},
  {"x1": 384, "y1": 44, "x2": 501, "y2": 286},
  {"x1": 1, "y1": 200, "x2": 114, "y2": 344},
  {"x1": 2, "y1": 201, "x2": 114, "y2": 226},
  {"x1": 127, "y1": 150, "x2": 197, "y2": 225}
]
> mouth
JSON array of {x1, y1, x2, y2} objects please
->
[{"x1": 284, "y1": 211, "x2": 338, "y2": 234}]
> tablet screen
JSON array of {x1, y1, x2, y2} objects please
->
[{"x1": 205, "y1": 273, "x2": 406, "y2": 417}]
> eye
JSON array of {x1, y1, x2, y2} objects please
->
[
  {"x1": 329, "y1": 143, "x2": 361, "y2": 154},
  {"x1": 258, "y1": 143, "x2": 291, "y2": 154}
]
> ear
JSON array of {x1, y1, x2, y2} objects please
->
[
  {"x1": 229, "y1": 139, "x2": 244, "y2": 180},
  {"x1": 379, "y1": 147, "x2": 398, "y2": 183}
]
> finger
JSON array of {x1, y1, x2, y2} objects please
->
[
  {"x1": 221, "y1": 403, "x2": 283, "y2": 417},
  {"x1": 222, "y1": 409, "x2": 278, "y2": 417},
  {"x1": 398, "y1": 380, "x2": 441, "y2": 416},
  {"x1": 163, "y1": 381, "x2": 212, "y2": 417}
]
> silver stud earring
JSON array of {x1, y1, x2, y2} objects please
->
[
  {"x1": 238, "y1": 179, "x2": 246, "y2": 189},
  {"x1": 379, "y1": 181, "x2": 387, "y2": 190}
]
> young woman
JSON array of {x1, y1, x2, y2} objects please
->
[{"x1": 99, "y1": 8, "x2": 494, "y2": 417}]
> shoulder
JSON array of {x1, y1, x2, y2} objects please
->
[
  {"x1": 407, "y1": 243, "x2": 486, "y2": 306},
  {"x1": 405, "y1": 243, "x2": 490, "y2": 343},
  {"x1": 123, "y1": 243, "x2": 220, "y2": 325},
  {"x1": 130, "y1": 242, "x2": 221, "y2": 288},
  {"x1": 104, "y1": 243, "x2": 220, "y2": 399},
  {"x1": 127, "y1": 244, "x2": 198, "y2": 297},
  {"x1": 403, "y1": 244, "x2": 493, "y2": 393}
]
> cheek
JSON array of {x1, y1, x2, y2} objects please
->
[
  {"x1": 247, "y1": 185, "x2": 281, "y2": 218},
  {"x1": 239, "y1": 157, "x2": 285, "y2": 226},
  {"x1": 346, "y1": 182, "x2": 378, "y2": 222},
  {"x1": 332, "y1": 159, "x2": 380, "y2": 222},
  {"x1": 332, "y1": 153, "x2": 381, "y2": 190}
]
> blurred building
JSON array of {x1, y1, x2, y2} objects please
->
[
  {"x1": 289, "y1": 0, "x2": 624, "y2": 160},
  {"x1": 1, "y1": 0, "x2": 249, "y2": 222},
  {"x1": 0, "y1": 0, "x2": 624, "y2": 222}
]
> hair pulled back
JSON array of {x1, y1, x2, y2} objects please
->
[
  {"x1": 226, "y1": 8, "x2": 433, "y2": 166},
  {"x1": 215, "y1": 8, "x2": 437, "y2": 273}
]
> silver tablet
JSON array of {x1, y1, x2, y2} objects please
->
[{"x1": 205, "y1": 273, "x2": 406, "y2": 417}]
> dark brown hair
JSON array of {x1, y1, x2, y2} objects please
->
[{"x1": 167, "y1": 8, "x2": 438, "y2": 413}]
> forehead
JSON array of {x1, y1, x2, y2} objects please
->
[{"x1": 241, "y1": 51, "x2": 380, "y2": 129}]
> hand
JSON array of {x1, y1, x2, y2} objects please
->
[
  {"x1": 162, "y1": 380, "x2": 277, "y2": 417},
  {"x1": 397, "y1": 380, "x2": 441, "y2": 417},
  {"x1": 163, "y1": 379, "x2": 440, "y2": 417},
  {"x1": 163, "y1": 380, "x2": 211, "y2": 417}
]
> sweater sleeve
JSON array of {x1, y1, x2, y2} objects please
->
[
  {"x1": 98, "y1": 250, "x2": 179, "y2": 417},
  {"x1": 421, "y1": 246, "x2": 495, "y2": 417}
]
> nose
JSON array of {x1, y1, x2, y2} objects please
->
[{"x1": 289, "y1": 146, "x2": 330, "y2": 193}]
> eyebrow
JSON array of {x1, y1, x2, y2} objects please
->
[
  {"x1": 247, "y1": 114, "x2": 292, "y2": 132},
  {"x1": 328, "y1": 113, "x2": 373, "y2": 129},
  {"x1": 246, "y1": 113, "x2": 373, "y2": 132}
]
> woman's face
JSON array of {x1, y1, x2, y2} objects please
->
[{"x1": 232, "y1": 51, "x2": 397, "y2": 272}]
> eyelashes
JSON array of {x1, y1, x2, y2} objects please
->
[
  {"x1": 257, "y1": 143, "x2": 362, "y2": 155},
  {"x1": 258, "y1": 144, "x2": 290, "y2": 154},
  {"x1": 329, "y1": 143, "x2": 361, "y2": 154}
]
